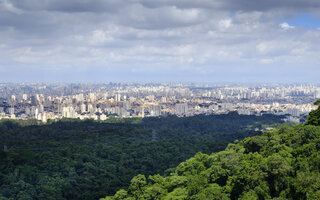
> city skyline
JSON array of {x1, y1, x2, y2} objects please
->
[
  {"x1": 0, "y1": 0, "x2": 320, "y2": 82},
  {"x1": 1, "y1": 83, "x2": 319, "y2": 123}
]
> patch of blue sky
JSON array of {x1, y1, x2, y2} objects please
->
[{"x1": 286, "y1": 13, "x2": 320, "y2": 29}]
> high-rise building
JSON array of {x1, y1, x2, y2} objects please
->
[
  {"x1": 25, "y1": 107, "x2": 31, "y2": 115},
  {"x1": 62, "y1": 106, "x2": 76, "y2": 118},
  {"x1": 115, "y1": 94, "x2": 121, "y2": 102},
  {"x1": 88, "y1": 93, "x2": 95, "y2": 102},
  {"x1": 35, "y1": 108, "x2": 39, "y2": 118},
  {"x1": 22, "y1": 94, "x2": 28, "y2": 101},
  {"x1": 31, "y1": 95, "x2": 39, "y2": 106},
  {"x1": 175, "y1": 103, "x2": 188, "y2": 116},
  {"x1": 41, "y1": 112, "x2": 47, "y2": 123},
  {"x1": 39, "y1": 104, "x2": 44, "y2": 113},
  {"x1": 120, "y1": 108, "x2": 129, "y2": 117},
  {"x1": 316, "y1": 89, "x2": 320, "y2": 98},
  {"x1": 150, "y1": 105, "x2": 161, "y2": 116},
  {"x1": 80, "y1": 104, "x2": 86, "y2": 113},
  {"x1": 138, "y1": 107, "x2": 145, "y2": 118},
  {"x1": 11, "y1": 95, "x2": 16, "y2": 102},
  {"x1": 286, "y1": 108, "x2": 300, "y2": 117},
  {"x1": 87, "y1": 104, "x2": 95, "y2": 113},
  {"x1": 8, "y1": 107, "x2": 14, "y2": 115},
  {"x1": 123, "y1": 101, "x2": 131, "y2": 110},
  {"x1": 161, "y1": 97, "x2": 167, "y2": 103}
]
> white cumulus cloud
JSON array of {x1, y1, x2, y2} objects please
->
[
  {"x1": 279, "y1": 22, "x2": 295, "y2": 30},
  {"x1": 219, "y1": 18, "x2": 232, "y2": 30}
]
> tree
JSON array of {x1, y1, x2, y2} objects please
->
[
  {"x1": 128, "y1": 175, "x2": 147, "y2": 198},
  {"x1": 305, "y1": 99, "x2": 320, "y2": 126}
]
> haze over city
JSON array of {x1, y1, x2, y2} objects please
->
[{"x1": 0, "y1": 0, "x2": 320, "y2": 83}]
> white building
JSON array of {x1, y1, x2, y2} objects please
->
[
  {"x1": 100, "y1": 114, "x2": 107, "y2": 120},
  {"x1": 80, "y1": 104, "x2": 87, "y2": 113},
  {"x1": 175, "y1": 103, "x2": 188, "y2": 116}
]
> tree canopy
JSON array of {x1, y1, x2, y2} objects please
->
[
  {"x1": 103, "y1": 100, "x2": 320, "y2": 200},
  {"x1": 305, "y1": 99, "x2": 320, "y2": 126},
  {"x1": 0, "y1": 113, "x2": 284, "y2": 200}
]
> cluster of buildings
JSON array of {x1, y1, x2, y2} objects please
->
[{"x1": 0, "y1": 83, "x2": 319, "y2": 123}]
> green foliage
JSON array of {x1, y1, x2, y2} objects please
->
[
  {"x1": 305, "y1": 99, "x2": 320, "y2": 126},
  {"x1": 0, "y1": 113, "x2": 283, "y2": 200},
  {"x1": 104, "y1": 123, "x2": 320, "y2": 199},
  {"x1": 314, "y1": 99, "x2": 320, "y2": 106}
]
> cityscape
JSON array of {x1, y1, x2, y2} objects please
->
[{"x1": 1, "y1": 83, "x2": 319, "y2": 123}]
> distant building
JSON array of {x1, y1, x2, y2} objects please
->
[
  {"x1": 100, "y1": 114, "x2": 107, "y2": 120},
  {"x1": 161, "y1": 97, "x2": 167, "y2": 103},
  {"x1": 175, "y1": 103, "x2": 188, "y2": 116},
  {"x1": 286, "y1": 108, "x2": 300, "y2": 117},
  {"x1": 221, "y1": 103, "x2": 233, "y2": 111},
  {"x1": 22, "y1": 94, "x2": 28, "y2": 101},
  {"x1": 87, "y1": 104, "x2": 95, "y2": 113},
  {"x1": 316, "y1": 89, "x2": 320, "y2": 98},
  {"x1": 62, "y1": 106, "x2": 76, "y2": 118},
  {"x1": 11, "y1": 95, "x2": 16, "y2": 102},
  {"x1": 88, "y1": 93, "x2": 96, "y2": 102},
  {"x1": 31, "y1": 95, "x2": 39, "y2": 106},
  {"x1": 8, "y1": 107, "x2": 14, "y2": 115},
  {"x1": 115, "y1": 94, "x2": 121, "y2": 102},
  {"x1": 80, "y1": 104, "x2": 86, "y2": 113},
  {"x1": 150, "y1": 105, "x2": 161, "y2": 116}
]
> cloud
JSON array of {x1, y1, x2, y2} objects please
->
[
  {"x1": 260, "y1": 58, "x2": 275, "y2": 64},
  {"x1": 90, "y1": 29, "x2": 115, "y2": 45},
  {"x1": 1, "y1": 0, "x2": 24, "y2": 14},
  {"x1": 0, "y1": 0, "x2": 319, "y2": 82},
  {"x1": 279, "y1": 22, "x2": 295, "y2": 30},
  {"x1": 10, "y1": 0, "x2": 126, "y2": 13},
  {"x1": 219, "y1": 18, "x2": 232, "y2": 30}
]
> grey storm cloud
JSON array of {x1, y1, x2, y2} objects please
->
[
  {"x1": 10, "y1": 0, "x2": 125, "y2": 12},
  {"x1": 10, "y1": 0, "x2": 320, "y2": 12},
  {"x1": 1, "y1": 0, "x2": 319, "y2": 32},
  {"x1": 0, "y1": 0, "x2": 319, "y2": 82}
]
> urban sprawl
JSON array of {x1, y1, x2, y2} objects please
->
[{"x1": 0, "y1": 83, "x2": 319, "y2": 123}]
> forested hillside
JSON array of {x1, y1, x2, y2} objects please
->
[
  {"x1": 0, "y1": 113, "x2": 284, "y2": 200},
  {"x1": 102, "y1": 102, "x2": 320, "y2": 200}
]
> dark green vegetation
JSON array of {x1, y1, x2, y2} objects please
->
[
  {"x1": 305, "y1": 99, "x2": 320, "y2": 126},
  {"x1": 103, "y1": 103, "x2": 320, "y2": 200},
  {"x1": 0, "y1": 113, "x2": 284, "y2": 200}
]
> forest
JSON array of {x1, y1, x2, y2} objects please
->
[
  {"x1": 102, "y1": 101, "x2": 320, "y2": 200},
  {"x1": 0, "y1": 113, "x2": 284, "y2": 200}
]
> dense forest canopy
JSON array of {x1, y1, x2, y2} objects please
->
[
  {"x1": 305, "y1": 99, "x2": 320, "y2": 126},
  {"x1": 0, "y1": 113, "x2": 284, "y2": 200},
  {"x1": 102, "y1": 101, "x2": 320, "y2": 200}
]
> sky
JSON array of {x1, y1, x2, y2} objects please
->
[{"x1": 0, "y1": 0, "x2": 320, "y2": 83}]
